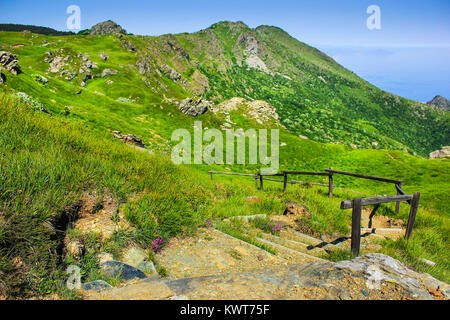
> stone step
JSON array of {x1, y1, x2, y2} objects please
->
[
  {"x1": 154, "y1": 229, "x2": 289, "y2": 280},
  {"x1": 280, "y1": 229, "x2": 324, "y2": 246},
  {"x1": 255, "y1": 237, "x2": 326, "y2": 264},
  {"x1": 260, "y1": 233, "x2": 328, "y2": 257}
]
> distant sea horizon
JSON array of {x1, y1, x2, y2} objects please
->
[{"x1": 317, "y1": 44, "x2": 450, "y2": 103}]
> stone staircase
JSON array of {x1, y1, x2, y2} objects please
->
[{"x1": 81, "y1": 210, "x2": 442, "y2": 300}]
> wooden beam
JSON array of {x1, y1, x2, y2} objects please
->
[
  {"x1": 284, "y1": 171, "x2": 331, "y2": 176},
  {"x1": 325, "y1": 169, "x2": 402, "y2": 185},
  {"x1": 283, "y1": 172, "x2": 288, "y2": 192},
  {"x1": 395, "y1": 182, "x2": 402, "y2": 214},
  {"x1": 351, "y1": 198, "x2": 362, "y2": 258},
  {"x1": 328, "y1": 167, "x2": 334, "y2": 198},
  {"x1": 395, "y1": 184, "x2": 412, "y2": 205},
  {"x1": 405, "y1": 192, "x2": 420, "y2": 239},
  {"x1": 341, "y1": 194, "x2": 414, "y2": 210},
  {"x1": 368, "y1": 204, "x2": 380, "y2": 229},
  {"x1": 259, "y1": 174, "x2": 264, "y2": 191},
  {"x1": 208, "y1": 171, "x2": 256, "y2": 177}
]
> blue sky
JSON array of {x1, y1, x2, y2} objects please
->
[{"x1": 1, "y1": 0, "x2": 449, "y2": 102}]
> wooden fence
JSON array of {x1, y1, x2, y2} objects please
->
[
  {"x1": 210, "y1": 168, "x2": 403, "y2": 206},
  {"x1": 209, "y1": 168, "x2": 419, "y2": 257},
  {"x1": 341, "y1": 193, "x2": 420, "y2": 257}
]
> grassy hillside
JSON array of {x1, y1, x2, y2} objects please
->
[
  {"x1": 0, "y1": 21, "x2": 448, "y2": 156},
  {"x1": 1, "y1": 90, "x2": 448, "y2": 298},
  {"x1": 0, "y1": 22, "x2": 449, "y2": 298}
]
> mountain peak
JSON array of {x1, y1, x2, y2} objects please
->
[
  {"x1": 90, "y1": 20, "x2": 127, "y2": 35},
  {"x1": 208, "y1": 21, "x2": 250, "y2": 31},
  {"x1": 427, "y1": 95, "x2": 450, "y2": 111}
]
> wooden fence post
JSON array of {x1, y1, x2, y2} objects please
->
[
  {"x1": 210, "y1": 172, "x2": 214, "y2": 180},
  {"x1": 351, "y1": 198, "x2": 362, "y2": 258},
  {"x1": 259, "y1": 174, "x2": 264, "y2": 191},
  {"x1": 395, "y1": 182, "x2": 402, "y2": 214},
  {"x1": 328, "y1": 167, "x2": 334, "y2": 198},
  {"x1": 254, "y1": 175, "x2": 259, "y2": 190},
  {"x1": 283, "y1": 172, "x2": 288, "y2": 192},
  {"x1": 405, "y1": 192, "x2": 420, "y2": 239}
]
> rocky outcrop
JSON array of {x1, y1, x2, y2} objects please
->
[
  {"x1": 430, "y1": 146, "x2": 450, "y2": 159},
  {"x1": 136, "y1": 54, "x2": 152, "y2": 75},
  {"x1": 0, "y1": 51, "x2": 21, "y2": 75},
  {"x1": 90, "y1": 20, "x2": 127, "y2": 35},
  {"x1": 427, "y1": 95, "x2": 449, "y2": 111},
  {"x1": 112, "y1": 131, "x2": 145, "y2": 148},
  {"x1": 118, "y1": 35, "x2": 137, "y2": 52},
  {"x1": 101, "y1": 68, "x2": 118, "y2": 78},
  {"x1": 177, "y1": 98, "x2": 212, "y2": 116},
  {"x1": 237, "y1": 33, "x2": 262, "y2": 55},
  {"x1": 160, "y1": 64, "x2": 182, "y2": 82}
]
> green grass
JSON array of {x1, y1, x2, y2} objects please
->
[{"x1": 0, "y1": 25, "x2": 449, "y2": 298}]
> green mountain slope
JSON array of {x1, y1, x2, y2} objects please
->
[
  {"x1": 0, "y1": 21, "x2": 449, "y2": 298},
  {"x1": 0, "y1": 20, "x2": 448, "y2": 156}
]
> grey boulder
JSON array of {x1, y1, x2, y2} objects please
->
[{"x1": 101, "y1": 260, "x2": 147, "y2": 281}]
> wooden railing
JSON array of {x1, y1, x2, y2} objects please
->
[
  {"x1": 341, "y1": 193, "x2": 420, "y2": 257},
  {"x1": 209, "y1": 168, "x2": 403, "y2": 203},
  {"x1": 209, "y1": 168, "x2": 419, "y2": 258}
]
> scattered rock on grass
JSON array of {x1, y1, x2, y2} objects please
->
[{"x1": 0, "y1": 51, "x2": 21, "y2": 75}]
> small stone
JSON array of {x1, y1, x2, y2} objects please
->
[
  {"x1": 139, "y1": 262, "x2": 158, "y2": 276},
  {"x1": 81, "y1": 280, "x2": 113, "y2": 292},
  {"x1": 98, "y1": 252, "x2": 114, "y2": 264},
  {"x1": 257, "y1": 255, "x2": 264, "y2": 261},
  {"x1": 122, "y1": 247, "x2": 147, "y2": 269},
  {"x1": 361, "y1": 289, "x2": 370, "y2": 297}
]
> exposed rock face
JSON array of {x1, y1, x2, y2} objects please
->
[
  {"x1": 430, "y1": 146, "x2": 450, "y2": 159},
  {"x1": 177, "y1": 98, "x2": 212, "y2": 116},
  {"x1": 427, "y1": 95, "x2": 450, "y2": 111},
  {"x1": 246, "y1": 54, "x2": 272, "y2": 74},
  {"x1": 112, "y1": 131, "x2": 145, "y2": 148},
  {"x1": 238, "y1": 33, "x2": 262, "y2": 54},
  {"x1": 90, "y1": 20, "x2": 127, "y2": 35},
  {"x1": 161, "y1": 64, "x2": 182, "y2": 82},
  {"x1": 136, "y1": 54, "x2": 152, "y2": 75},
  {"x1": 164, "y1": 37, "x2": 190, "y2": 61},
  {"x1": 0, "y1": 51, "x2": 21, "y2": 75}
]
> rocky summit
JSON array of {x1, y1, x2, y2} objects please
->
[
  {"x1": 427, "y1": 95, "x2": 450, "y2": 111},
  {"x1": 90, "y1": 20, "x2": 127, "y2": 35}
]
